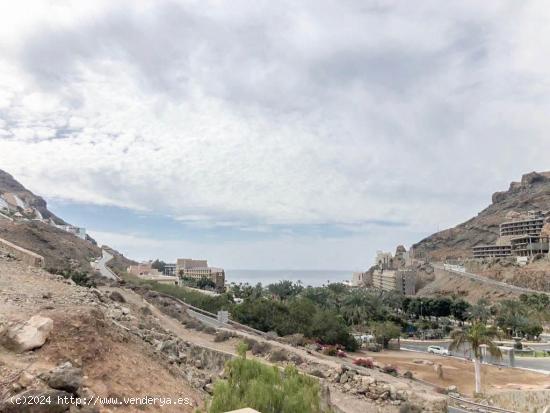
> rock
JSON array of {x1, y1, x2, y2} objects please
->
[
  {"x1": 204, "y1": 383, "x2": 215, "y2": 395},
  {"x1": 46, "y1": 362, "x2": 83, "y2": 394},
  {"x1": 42, "y1": 292, "x2": 53, "y2": 299},
  {"x1": 403, "y1": 370, "x2": 413, "y2": 379},
  {"x1": 0, "y1": 389, "x2": 72, "y2": 412},
  {"x1": 389, "y1": 385, "x2": 397, "y2": 400},
  {"x1": 18, "y1": 372, "x2": 35, "y2": 388},
  {"x1": 1, "y1": 315, "x2": 53, "y2": 353},
  {"x1": 109, "y1": 291, "x2": 126, "y2": 303},
  {"x1": 361, "y1": 376, "x2": 376, "y2": 386},
  {"x1": 194, "y1": 359, "x2": 203, "y2": 369},
  {"x1": 446, "y1": 385, "x2": 458, "y2": 393},
  {"x1": 339, "y1": 372, "x2": 349, "y2": 384},
  {"x1": 121, "y1": 307, "x2": 131, "y2": 315}
]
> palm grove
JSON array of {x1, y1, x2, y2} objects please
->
[{"x1": 129, "y1": 276, "x2": 549, "y2": 350}]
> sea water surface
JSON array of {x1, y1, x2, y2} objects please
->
[{"x1": 225, "y1": 269, "x2": 352, "y2": 287}]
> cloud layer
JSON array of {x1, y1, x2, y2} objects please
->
[{"x1": 2, "y1": 0, "x2": 550, "y2": 242}]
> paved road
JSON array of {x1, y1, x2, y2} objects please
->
[
  {"x1": 433, "y1": 263, "x2": 544, "y2": 295},
  {"x1": 402, "y1": 341, "x2": 550, "y2": 373},
  {"x1": 92, "y1": 250, "x2": 119, "y2": 280}
]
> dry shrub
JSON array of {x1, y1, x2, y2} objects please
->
[
  {"x1": 269, "y1": 349, "x2": 288, "y2": 362},
  {"x1": 214, "y1": 331, "x2": 236, "y2": 342},
  {"x1": 252, "y1": 341, "x2": 272, "y2": 355}
]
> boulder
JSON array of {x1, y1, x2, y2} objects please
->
[
  {"x1": 0, "y1": 389, "x2": 72, "y2": 412},
  {"x1": 17, "y1": 372, "x2": 35, "y2": 388},
  {"x1": 46, "y1": 362, "x2": 83, "y2": 394},
  {"x1": 108, "y1": 291, "x2": 126, "y2": 303},
  {"x1": 1, "y1": 316, "x2": 53, "y2": 353}
]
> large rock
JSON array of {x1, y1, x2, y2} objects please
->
[
  {"x1": 1, "y1": 316, "x2": 53, "y2": 353},
  {"x1": 0, "y1": 389, "x2": 72, "y2": 412},
  {"x1": 45, "y1": 362, "x2": 83, "y2": 394}
]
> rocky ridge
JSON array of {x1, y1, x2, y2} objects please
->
[{"x1": 413, "y1": 171, "x2": 550, "y2": 260}]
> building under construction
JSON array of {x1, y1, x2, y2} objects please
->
[{"x1": 472, "y1": 211, "x2": 549, "y2": 259}]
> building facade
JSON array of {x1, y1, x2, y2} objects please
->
[
  {"x1": 372, "y1": 268, "x2": 416, "y2": 295},
  {"x1": 351, "y1": 271, "x2": 372, "y2": 287},
  {"x1": 472, "y1": 211, "x2": 549, "y2": 259},
  {"x1": 174, "y1": 258, "x2": 225, "y2": 289}
]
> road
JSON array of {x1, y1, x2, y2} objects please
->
[
  {"x1": 401, "y1": 340, "x2": 550, "y2": 373},
  {"x1": 91, "y1": 249, "x2": 119, "y2": 280},
  {"x1": 433, "y1": 263, "x2": 544, "y2": 295}
]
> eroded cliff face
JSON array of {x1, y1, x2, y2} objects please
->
[
  {"x1": 413, "y1": 171, "x2": 550, "y2": 260},
  {"x1": 0, "y1": 169, "x2": 65, "y2": 224}
]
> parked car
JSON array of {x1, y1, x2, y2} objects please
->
[{"x1": 427, "y1": 345, "x2": 449, "y2": 356}]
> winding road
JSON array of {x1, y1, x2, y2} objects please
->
[{"x1": 91, "y1": 249, "x2": 120, "y2": 280}]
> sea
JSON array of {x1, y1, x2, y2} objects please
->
[{"x1": 224, "y1": 269, "x2": 352, "y2": 287}]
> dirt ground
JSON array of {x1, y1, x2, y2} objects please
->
[
  {"x1": 367, "y1": 349, "x2": 550, "y2": 396},
  {"x1": 0, "y1": 258, "x2": 204, "y2": 412}
]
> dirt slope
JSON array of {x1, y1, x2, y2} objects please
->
[
  {"x1": 0, "y1": 220, "x2": 101, "y2": 271},
  {"x1": 0, "y1": 256, "x2": 204, "y2": 412}
]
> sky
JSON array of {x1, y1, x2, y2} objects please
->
[{"x1": 1, "y1": 1, "x2": 550, "y2": 270}]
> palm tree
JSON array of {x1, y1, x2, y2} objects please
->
[{"x1": 449, "y1": 322, "x2": 502, "y2": 394}]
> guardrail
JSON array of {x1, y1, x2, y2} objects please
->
[
  {"x1": 448, "y1": 395, "x2": 521, "y2": 413},
  {"x1": 151, "y1": 291, "x2": 269, "y2": 338}
]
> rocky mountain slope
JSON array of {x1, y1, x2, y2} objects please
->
[
  {"x1": 412, "y1": 171, "x2": 550, "y2": 260},
  {"x1": 0, "y1": 170, "x2": 65, "y2": 224}
]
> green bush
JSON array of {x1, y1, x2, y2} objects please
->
[{"x1": 209, "y1": 357, "x2": 323, "y2": 413}]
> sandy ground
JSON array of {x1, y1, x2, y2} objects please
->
[{"x1": 367, "y1": 349, "x2": 550, "y2": 396}]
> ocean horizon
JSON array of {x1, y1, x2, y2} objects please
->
[{"x1": 225, "y1": 269, "x2": 353, "y2": 287}]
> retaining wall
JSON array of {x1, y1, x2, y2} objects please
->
[{"x1": 0, "y1": 237, "x2": 44, "y2": 267}]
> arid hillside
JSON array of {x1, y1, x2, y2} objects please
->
[
  {"x1": 0, "y1": 220, "x2": 101, "y2": 271},
  {"x1": 413, "y1": 171, "x2": 550, "y2": 260}
]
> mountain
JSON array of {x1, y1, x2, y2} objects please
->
[
  {"x1": 412, "y1": 171, "x2": 550, "y2": 261},
  {"x1": 0, "y1": 170, "x2": 65, "y2": 224},
  {"x1": 0, "y1": 169, "x2": 102, "y2": 271}
]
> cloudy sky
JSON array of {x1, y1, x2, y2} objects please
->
[{"x1": 1, "y1": 1, "x2": 550, "y2": 270}]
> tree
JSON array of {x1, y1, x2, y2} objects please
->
[
  {"x1": 469, "y1": 298, "x2": 491, "y2": 323},
  {"x1": 309, "y1": 309, "x2": 358, "y2": 351},
  {"x1": 371, "y1": 321, "x2": 401, "y2": 349},
  {"x1": 267, "y1": 280, "x2": 303, "y2": 301},
  {"x1": 449, "y1": 322, "x2": 501, "y2": 394},
  {"x1": 450, "y1": 299, "x2": 470, "y2": 322},
  {"x1": 151, "y1": 259, "x2": 166, "y2": 272},
  {"x1": 495, "y1": 299, "x2": 529, "y2": 337},
  {"x1": 197, "y1": 277, "x2": 216, "y2": 290}
]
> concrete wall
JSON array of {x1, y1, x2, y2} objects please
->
[{"x1": 0, "y1": 237, "x2": 44, "y2": 267}]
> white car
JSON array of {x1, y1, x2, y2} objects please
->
[{"x1": 427, "y1": 345, "x2": 449, "y2": 356}]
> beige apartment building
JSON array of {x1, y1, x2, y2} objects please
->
[
  {"x1": 176, "y1": 258, "x2": 225, "y2": 289},
  {"x1": 372, "y1": 268, "x2": 416, "y2": 295}
]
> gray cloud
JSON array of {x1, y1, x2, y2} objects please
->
[{"x1": 1, "y1": 0, "x2": 550, "y2": 237}]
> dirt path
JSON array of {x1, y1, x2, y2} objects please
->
[{"x1": 370, "y1": 350, "x2": 550, "y2": 396}]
